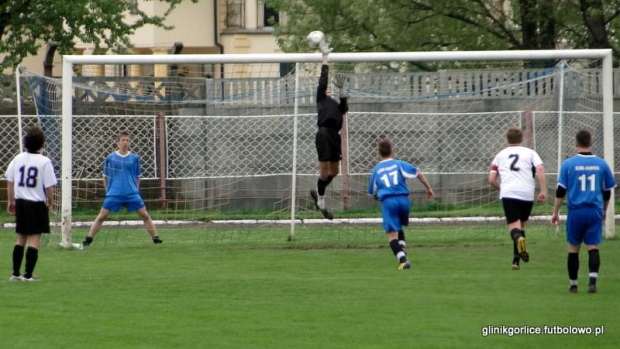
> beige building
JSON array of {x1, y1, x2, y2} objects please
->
[{"x1": 7, "y1": 0, "x2": 283, "y2": 77}]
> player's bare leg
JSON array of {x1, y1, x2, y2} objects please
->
[
  {"x1": 83, "y1": 208, "x2": 111, "y2": 246},
  {"x1": 137, "y1": 207, "x2": 163, "y2": 243}
]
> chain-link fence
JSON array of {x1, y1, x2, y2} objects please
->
[{"x1": 3, "y1": 60, "x2": 616, "y2": 224}]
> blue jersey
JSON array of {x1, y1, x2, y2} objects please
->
[
  {"x1": 368, "y1": 158, "x2": 419, "y2": 201},
  {"x1": 557, "y1": 154, "x2": 616, "y2": 211},
  {"x1": 104, "y1": 151, "x2": 142, "y2": 197}
]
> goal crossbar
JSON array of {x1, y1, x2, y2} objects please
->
[{"x1": 60, "y1": 49, "x2": 615, "y2": 246}]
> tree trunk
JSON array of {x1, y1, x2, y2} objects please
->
[{"x1": 579, "y1": 0, "x2": 611, "y2": 49}]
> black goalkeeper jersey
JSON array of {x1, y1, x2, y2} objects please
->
[{"x1": 316, "y1": 64, "x2": 348, "y2": 130}]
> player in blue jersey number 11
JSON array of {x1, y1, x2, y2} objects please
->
[{"x1": 551, "y1": 130, "x2": 616, "y2": 293}]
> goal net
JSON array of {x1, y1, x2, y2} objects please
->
[{"x1": 15, "y1": 50, "x2": 615, "y2": 247}]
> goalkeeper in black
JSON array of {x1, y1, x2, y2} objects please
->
[{"x1": 310, "y1": 47, "x2": 348, "y2": 219}]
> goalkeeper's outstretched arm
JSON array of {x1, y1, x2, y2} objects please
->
[
  {"x1": 333, "y1": 74, "x2": 348, "y2": 112},
  {"x1": 317, "y1": 58, "x2": 329, "y2": 102}
]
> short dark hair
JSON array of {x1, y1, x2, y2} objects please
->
[
  {"x1": 117, "y1": 130, "x2": 130, "y2": 140},
  {"x1": 24, "y1": 125, "x2": 45, "y2": 153},
  {"x1": 576, "y1": 130, "x2": 592, "y2": 147},
  {"x1": 506, "y1": 127, "x2": 523, "y2": 144},
  {"x1": 378, "y1": 139, "x2": 392, "y2": 157}
]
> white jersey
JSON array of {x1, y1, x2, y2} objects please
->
[
  {"x1": 6, "y1": 152, "x2": 58, "y2": 202},
  {"x1": 490, "y1": 146, "x2": 543, "y2": 201}
]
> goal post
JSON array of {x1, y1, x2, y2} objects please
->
[{"x1": 53, "y1": 49, "x2": 615, "y2": 247}]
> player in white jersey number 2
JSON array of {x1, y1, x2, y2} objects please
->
[
  {"x1": 6, "y1": 125, "x2": 58, "y2": 281},
  {"x1": 489, "y1": 127, "x2": 547, "y2": 270}
]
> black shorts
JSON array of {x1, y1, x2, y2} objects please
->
[
  {"x1": 315, "y1": 127, "x2": 341, "y2": 162},
  {"x1": 502, "y1": 198, "x2": 534, "y2": 224},
  {"x1": 15, "y1": 199, "x2": 51, "y2": 234}
]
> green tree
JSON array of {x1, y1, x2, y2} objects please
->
[
  {"x1": 0, "y1": 0, "x2": 197, "y2": 70},
  {"x1": 270, "y1": 0, "x2": 620, "y2": 68}
]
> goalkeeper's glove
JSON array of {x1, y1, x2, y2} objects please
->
[
  {"x1": 332, "y1": 74, "x2": 346, "y2": 98},
  {"x1": 319, "y1": 40, "x2": 332, "y2": 55}
]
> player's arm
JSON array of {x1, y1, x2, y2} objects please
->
[
  {"x1": 488, "y1": 167, "x2": 500, "y2": 190},
  {"x1": 6, "y1": 161, "x2": 15, "y2": 214},
  {"x1": 551, "y1": 163, "x2": 567, "y2": 226},
  {"x1": 45, "y1": 186, "x2": 54, "y2": 209},
  {"x1": 136, "y1": 157, "x2": 142, "y2": 190},
  {"x1": 602, "y1": 164, "x2": 617, "y2": 221},
  {"x1": 417, "y1": 172, "x2": 434, "y2": 199},
  {"x1": 339, "y1": 93, "x2": 348, "y2": 115},
  {"x1": 332, "y1": 74, "x2": 348, "y2": 113},
  {"x1": 317, "y1": 63, "x2": 329, "y2": 101},
  {"x1": 42, "y1": 162, "x2": 57, "y2": 209},
  {"x1": 535, "y1": 164, "x2": 547, "y2": 202},
  {"x1": 367, "y1": 171, "x2": 379, "y2": 200},
  {"x1": 602, "y1": 189, "x2": 611, "y2": 220},
  {"x1": 102, "y1": 176, "x2": 108, "y2": 192},
  {"x1": 551, "y1": 185, "x2": 565, "y2": 227},
  {"x1": 6, "y1": 181, "x2": 15, "y2": 215}
]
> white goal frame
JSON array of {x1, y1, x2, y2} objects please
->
[{"x1": 60, "y1": 50, "x2": 615, "y2": 247}]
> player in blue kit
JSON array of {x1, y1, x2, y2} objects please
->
[
  {"x1": 551, "y1": 130, "x2": 616, "y2": 293},
  {"x1": 83, "y1": 130, "x2": 162, "y2": 246},
  {"x1": 368, "y1": 139, "x2": 434, "y2": 270}
]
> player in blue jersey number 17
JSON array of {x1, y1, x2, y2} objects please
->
[{"x1": 368, "y1": 139, "x2": 434, "y2": 270}]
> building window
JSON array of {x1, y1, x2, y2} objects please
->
[
  {"x1": 226, "y1": 0, "x2": 246, "y2": 29},
  {"x1": 258, "y1": 0, "x2": 279, "y2": 28}
]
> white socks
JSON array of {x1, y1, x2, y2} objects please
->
[{"x1": 317, "y1": 195, "x2": 326, "y2": 210}]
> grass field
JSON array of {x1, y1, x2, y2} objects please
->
[{"x1": 0, "y1": 223, "x2": 618, "y2": 348}]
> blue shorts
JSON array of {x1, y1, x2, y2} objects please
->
[
  {"x1": 381, "y1": 195, "x2": 410, "y2": 233},
  {"x1": 566, "y1": 208, "x2": 603, "y2": 246},
  {"x1": 103, "y1": 194, "x2": 145, "y2": 212}
]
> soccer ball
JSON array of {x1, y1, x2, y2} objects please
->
[{"x1": 306, "y1": 31, "x2": 325, "y2": 48}]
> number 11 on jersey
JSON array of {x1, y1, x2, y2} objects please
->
[{"x1": 578, "y1": 174, "x2": 595, "y2": 191}]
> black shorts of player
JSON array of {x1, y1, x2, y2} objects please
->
[
  {"x1": 15, "y1": 198, "x2": 51, "y2": 235},
  {"x1": 315, "y1": 127, "x2": 341, "y2": 162},
  {"x1": 502, "y1": 198, "x2": 534, "y2": 224}
]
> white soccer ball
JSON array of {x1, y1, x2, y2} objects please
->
[{"x1": 306, "y1": 31, "x2": 325, "y2": 48}]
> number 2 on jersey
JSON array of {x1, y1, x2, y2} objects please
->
[
  {"x1": 380, "y1": 171, "x2": 399, "y2": 187},
  {"x1": 578, "y1": 174, "x2": 595, "y2": 191},
  {"x1": 508, "y1": 154, "x2": 520, "y2": 171}
]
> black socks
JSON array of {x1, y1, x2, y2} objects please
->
[
  {"x1": 588, "y1": 249, "x2": 600, "y2": 286},
  {"x1": 389, "y1": 239, "x2": 406, "y2": 263},
  {"x1": 12, "y1": 244, "x2": 25, "y2": 276},
  {"x1": 317, "y1": 175, "x2": 335, "y2": 196},
  {"x1": 24, "y1": 247, "x2": 38, "y2": 279},
  {"x1": 568, "y1": 252, "x2": 579, "y2": 281}
]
